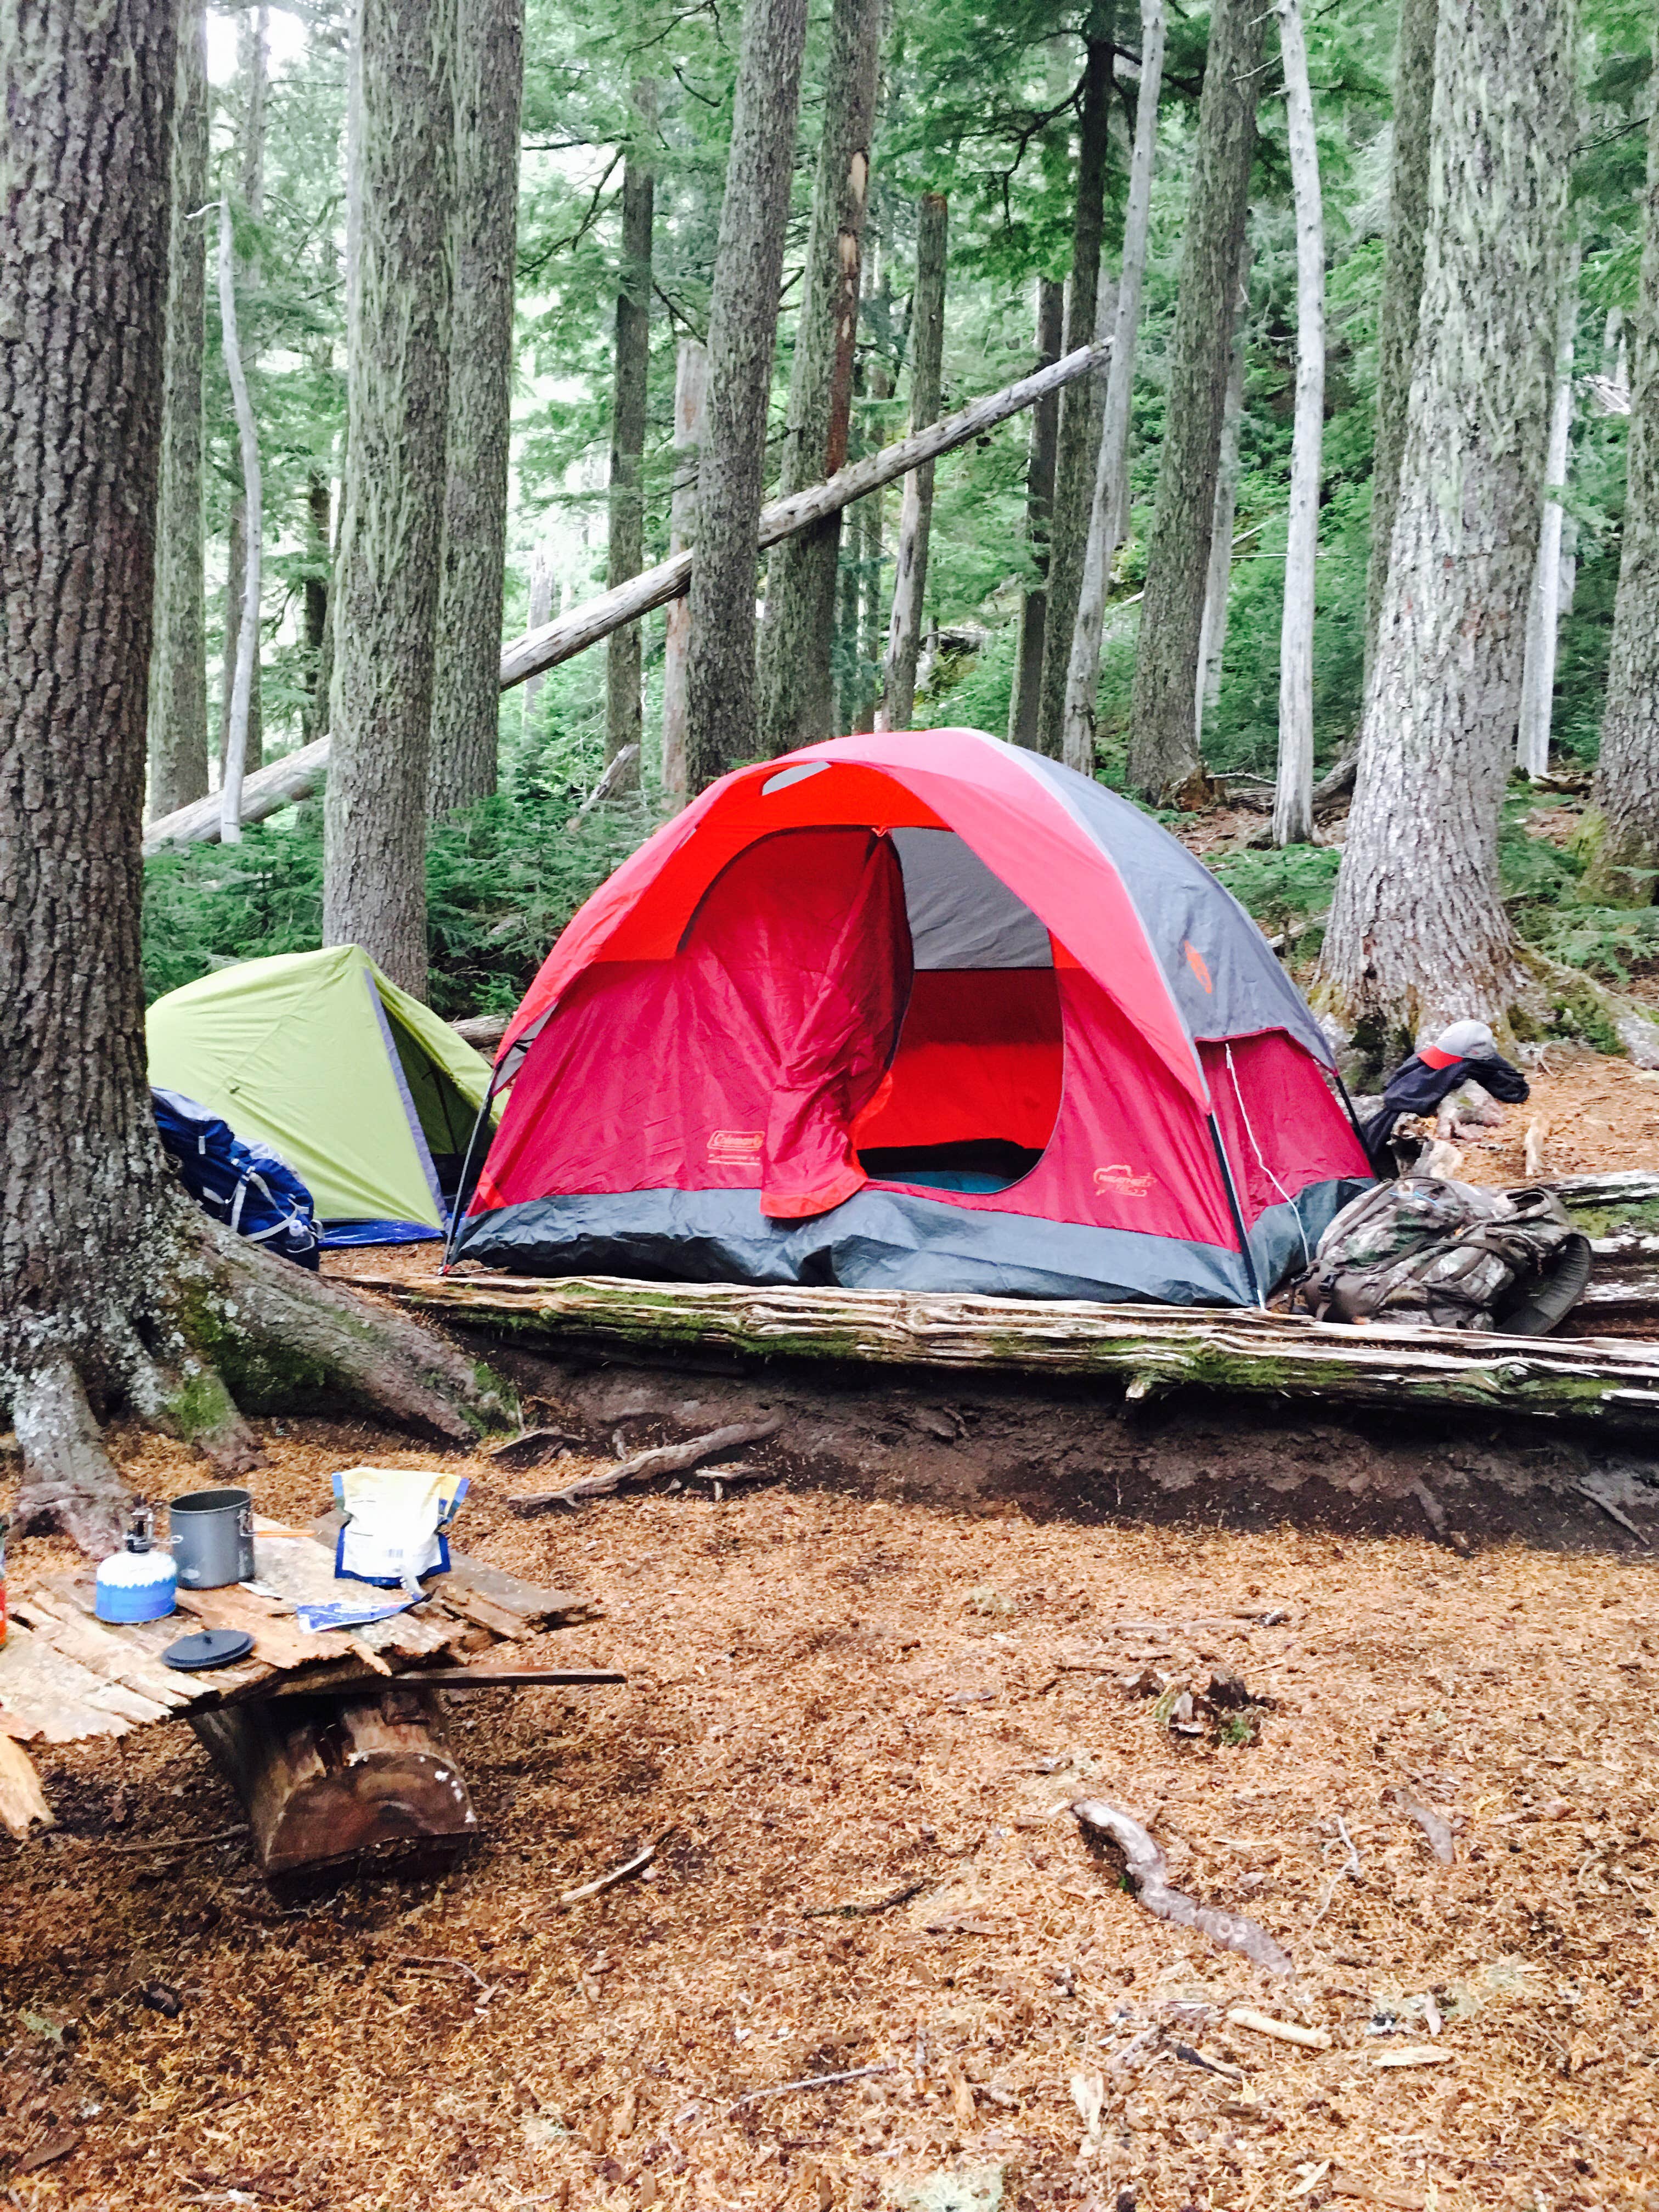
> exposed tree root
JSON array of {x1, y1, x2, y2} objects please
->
[{"x1": 5, "y1": 1206, "x2": 516, "y2": 1556}]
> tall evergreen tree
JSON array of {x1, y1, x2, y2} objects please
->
[
  {"x1": 2, "y1": 0, "x2": 502, "y2": 1547},
  {"x1": 1316, "y1": 0, "x2": 1576, "y2": 1043},
  {"x1": 1126, "y1": 0, "x2": 1264, "y2": 803},
  {"x1": 879, "y1": 191, "x2": 949, "y2": 732},
  {"x1": 684, "y1": 0, "x2": 811, "y2": 791},
  {"x1": 603, "y1": 80, "x2": 656, "y2": 786},
  {"x1": 1034, "y1": 14, "x2": 1114, "y2": 760},
  {"x1": 324, "y1": 0, "x2": 458, "y2": 995},
  {"x1": 1363, "y1": 0, "x2": 1438, "y2": 692},
  {"x1": 219, "y1": 4, "x2": 267, "y2": 782},
  {"x1": 148, "y1": 2, "x2": 211, "y2": 817},
  {"x1": 428, "y1": 0, "x2": 526, "y2": 817},
  {"x1": 1589, "y1": 18, "x2": 1659, "y2": 901},
  {"x1": 1007, "y1": 279, "x2": 1064, "y2": 749},
  {"x1": 757, "y1": 0, "x2": 885, "y2": 754}
]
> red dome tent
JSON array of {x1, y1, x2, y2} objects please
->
[{"x1": 452, "y1": 731, "x2": 1373, "y2": 1305}]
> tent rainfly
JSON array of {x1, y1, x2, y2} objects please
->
[
  {"x1": 452, "y1": 729, "x2": 1374, "y2": 1305},
  {"x1": 146, "y1": 945, "x2": 494, "y2": 1244}
]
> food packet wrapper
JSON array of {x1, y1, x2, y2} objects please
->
[{"x1": 332, "y1": 1466, "x2": 469, "y2": 1589}]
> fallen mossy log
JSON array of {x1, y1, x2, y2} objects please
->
[
  {"x1": 359, "y1": 1271, "x2": 1659, "y2": 1440},
  {"x1": 1550, "y1": 1171, "x2": 1659, "y2": 1331}
]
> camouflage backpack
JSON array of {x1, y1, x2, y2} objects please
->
[{"x1": 1294, "y1": 1176, "x2": 1590, "y2": 1334}]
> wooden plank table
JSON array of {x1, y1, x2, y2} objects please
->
[{"x1": 0, "y1": 1522, "x2": 608, "y2": 1874}]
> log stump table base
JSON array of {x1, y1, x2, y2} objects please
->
[{"x1": 190, "y1": 1684, "x2": 477, "y2": 1875}]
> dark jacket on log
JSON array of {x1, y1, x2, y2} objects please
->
[{"x1": 1361, "y1": 1046, "x2": 1530, "y2": 1162}]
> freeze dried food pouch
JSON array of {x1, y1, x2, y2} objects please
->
[{"x1": 332, "y1": 1466, "x2": 469, "y2": 1589}]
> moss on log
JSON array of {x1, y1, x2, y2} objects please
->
[{"x1": 358, "y1": 1270, "x2": 1659, "y2": 1441}]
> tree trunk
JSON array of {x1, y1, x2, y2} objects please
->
[
  {"x1": 1126, "y1": 0, "x2": 1264, "y2": 804},
  {"x1": 1517, "y1": 241, "x2": 1579, "y2": 780},
  {"x1": 755, "y1": 0, "x2": 884, "y2": 755},
  {"x1": 1271, "y1": 0, "x2": 1324, "y2": 850},
  {"x1": 1589, "y1": 24, "x2": 1659, "y2": 901},
  {"x1": 428, "y1": 0, "x2": 525, "y2": 819},
  {"x1": 1363, "y1": 0, "x2": 1438, "y2": 694},
  {"x1": 301, "y1": 467, "x2": 331, "y2": 741},
  {"x1": 1034, "y1": 23, "x2": 1115, "y2": 762},
  {"x1": 219, "y1": 5, "x2": 267, "y2": 786},
  {"x1": 218, "y1": 197, "x2": 263, "y2": 846},
  {"x1": 2, "y1": 0, "x2": 509, "y2": 1555},
  {"x1": 878, "y1": 191, "x2": 947, "y2": 733},
  {"x1": 324, "y1": 0, "x2": 458, "y2": 998},
  {"x1": 522, "y1": 544, "x2": 555, "y2": 736},
  {"x1": 1195, "y1": 257, "x2": 1249, "y2": 743},
  {"x1": 660, "y1": 336, "x2": 708, "y2": 803},
  {"x1": 1313, "y1": 0, "x2": 1575, "y2": 1047},
  {"x1": 1062, "y1": 0, "x2": 1166, "y2": 775},
  {"x1": 147, "y1": 3, "x2": 211, "y2": 820},
  {"x1": 1008, "y1": 278, "x2": 1065, "y2": 748},
  {"x1": 683, "y1": 0, "x2": 811, "y2": 793},
  {"x1": 603, "y1": 81, "x2": 656, "y2": 788}
]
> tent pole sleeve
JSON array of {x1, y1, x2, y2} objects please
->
[{"x1": 1208, "y1": 1113, "x2": 1265, "y2": 1308}]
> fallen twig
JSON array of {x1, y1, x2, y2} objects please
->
[
  {"x1": 804, "y1": 1880, "x2": 926, "y2": 1920},
  {"x1": 488, "y1": 1426, "x2": 586, "y2": 1471},
  {"x1": 1227, "y1": 2006, "x2": 1331, "y2": 2050},
  {"x1": 1385, "y1": 1786, "x2": 1456, "y2": 1866},
  {"x1": 560, "y1": 1837, "x2": 659, "y2": 1906},
  {"x1": 510, "y1": 1418, "x2": 784, "y2": 1514},
  {"x1": 1578, "y1": 1481, "x2": 1651, "y2": 1547},
  {"x1": 398, "y1": 1955, "x2": 493, "y2": 1991},
  {"x1": 728, "y1": 2063, "x2": 893, "y2": 2115},
  {"x1": 1071, "y1": 1798, "x2": 1293, "y2": 1976},
  {"x1": 98, "y1": 1825, "x2": 248, "y2": 1855},
  {"x1": 1173, "y1": 2042, "x2": 1243, "y2": 2083},
  {"x1": 1307, "y1": 1815, "x2": 1361, "y2": 1933}
]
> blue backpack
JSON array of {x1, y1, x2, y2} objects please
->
[{"x1": 151, "y1": 1087, "x2": 321, "y2": 1269}]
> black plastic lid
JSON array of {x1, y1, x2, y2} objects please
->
[{"x1": 162, "y1": 1628, "x2": 255, "y2": 1672}]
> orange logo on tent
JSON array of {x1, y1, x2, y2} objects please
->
[
  {"x1": 1183, "y1": 940, "x2": 1213, "y2": 993},
  {"x1": 1093, "y1": 1164, "x2": 1154, "y2": 1198},
  {"x1": 709, "y1": 1128, "x2": 764, "y2": 1159}
]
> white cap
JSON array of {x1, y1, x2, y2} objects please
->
[{"x1": 1434, "y1": 1019, "x2": 1499, "y2": 1060}]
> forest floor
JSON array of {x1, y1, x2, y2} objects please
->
[{"x1": 1, "y1": 1406, "x2": 1657, "y2": 2212}]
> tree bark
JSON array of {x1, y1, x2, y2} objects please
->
[
  {"x1": 603, "y1": 81, "x2": 656, "y2": 788},
  {"x1": 1035, "y1": 21, "x2": 1116, "y2": 761},
  {"x1": 1363, "y1": 0, "x2": 1438, "y2": 695},
  {"x1": 1063, "y1": 0, "x2": 1166, "y2": 775},
  {"x1": 1589, "y1": 22, "x2": 1659, "y2": 901},
  {"x1": 522, "y1": 543, "x2": 555, "y2": 736},
  {"x1": 1313, "y1": 0, "x2": 1575, "y2": 1047},
  {"x1": 1271, "y1": 0, "x2": 1324, "y2": 849},
  {"x1": 428, "y1": 0, "x2": 525, "y2": 818},
  {"x1": 1195, "y1": 257, "x2": 1249, "y2": 743},
  {"x1": 755, "y1": 0, "x2": 884, "y2": 755},
  {"x1": 324, "y1": 0, "x2": 458, "y2": 998},
  {"x1": 1008, "y1": 278, "x2": 1065, "y2": 748},
  {"x1": 219, "y1": 5, "x2": 267, "y2": 785},
  {"x1": 147, "y1": 3, "x2": 211, "y2": 820},
  {"x1": 1517, "y1": 242, "x2": 1579, "y2": 780},
  {"x1": 1126, "y1": 0, "x2": 1264, "y2": 804},
  {"x1": 683, "y1": 0, "x2": 811, "y2": 793},
  {"x1": 301, "y1": 466, "x2": 331, "y2": 742},
  {"x1": 218, "y1": 196, "x2": 262, "y2": 846},
  {"x1": 660, "y1": 336, "x2": 708, "y2": 803},
  {"x1": 878, "y1": 191, "x2": 947, "y2": 733}
]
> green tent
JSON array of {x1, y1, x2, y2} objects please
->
[{"x1": 146, "y1": 945, "x2": 495, "y2": 1240}]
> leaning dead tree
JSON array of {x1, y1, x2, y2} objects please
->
[{"x1": 144, "y1": 340, "x2": 1111, "y2": 852}]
